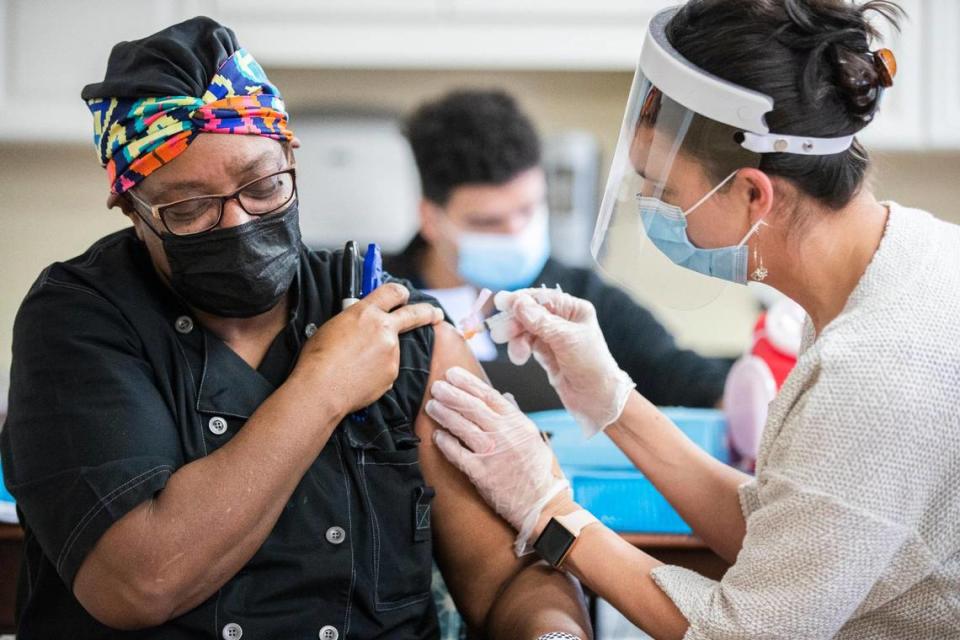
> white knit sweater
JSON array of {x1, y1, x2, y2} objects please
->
[{"x1": 651, "y1": 202, "x2": 960, "y2": 639}]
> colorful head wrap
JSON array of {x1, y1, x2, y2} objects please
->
[{"x1": 82, "y1": 17, "x2": 293, "y2": 195}]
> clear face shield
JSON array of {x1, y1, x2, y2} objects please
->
[{"x1": 591, "y1": 7, "x2": 856, "y2": 310}]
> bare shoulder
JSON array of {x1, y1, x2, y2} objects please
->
[
  {"x1": 412, "y1": 321, "x2": 527, "y2": 628},
  {"x1": 431, "y1": 320, "x2": 489, "y2": 381}
]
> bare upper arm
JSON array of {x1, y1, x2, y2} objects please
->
[{"x1": 415, "y1": 321, "x2": 536, "y2": 628}]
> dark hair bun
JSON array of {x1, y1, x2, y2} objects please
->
[
  {"x1": 781, "y1": 0, "x2": 903, "y2": 123},
  {"x1": 834, "y1": 47, "x2": 882, "y2": 121}
]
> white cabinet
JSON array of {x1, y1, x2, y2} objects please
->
[
  {"x1": 0, "y1": 0, "x2": 208, "y2": 141},
  {"x1": 212, "y1": 0, "x2": 668, "y2": 72},
  {"x1": 0, "y1": 0, "x2": 956, "y2": 147},
  {"x1": 858, "y1": 0, "x2": 925, "y2": 149},
  {"x1": 927, "y1": 0, "x2": 960, "y2": 147},
  {"x1": 850, "y1": 0, "x2": 960, "y2": 150},
  {"x1": 450, "y1": 0, "x2": 655, "y2": 19},
  {"x1": 222, "y1": 0, "x2": 441, "y2": 19}
]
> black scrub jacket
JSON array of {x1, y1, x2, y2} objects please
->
[
  {"x1": 1, "y1": 228, "x2": 442, "y2": 639},
  {"x1": 385, "y1": 234, "x2": 733, "y2": 409}
]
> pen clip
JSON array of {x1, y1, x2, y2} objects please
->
[{"x1": 341, "y1": 241, "x2": 360, "y2": 310}]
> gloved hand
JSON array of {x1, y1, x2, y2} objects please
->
[
  {"x1": 425, "y1": 366, "x2": 572, "y2": 556},
  {"x1": 489, "y1": 288, "x2": 635, "y2": 438}
]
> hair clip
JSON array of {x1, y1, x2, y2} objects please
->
[{"x1": 872, "y1": 48, "x2": 896, "y2": 88}]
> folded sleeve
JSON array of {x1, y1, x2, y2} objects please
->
[
  {"x1": 0, "y1": 275, "x2": 183, "y2": 587},
  {"x1": 737, "y1": 479, "x2": 760, "y2": 518}
]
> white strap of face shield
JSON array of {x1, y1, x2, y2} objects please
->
[
  {"x1": 739, "y1": 131, "x2": 855, "y2": 155},
  {"x1": 683, "y1": 170, "x2": 768, "y2": 247},
  {"x1": 683, "y1": 170, "x2": 738, "y2": 217}
]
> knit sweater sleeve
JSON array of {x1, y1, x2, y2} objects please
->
[{"x1": 650, "y1": 364, "x2": 938, "y2": 639}]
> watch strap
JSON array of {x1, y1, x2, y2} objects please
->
[
  {"x1": 554, "y1": 509, "x2": 599, "y2": 536},
  {"x1": 534, "y1": 509, "x2": 600, "y2": 569}
]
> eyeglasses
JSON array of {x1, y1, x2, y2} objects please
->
[{"x1": 127, "y1": 167, "x2": 298, "y2": 237}]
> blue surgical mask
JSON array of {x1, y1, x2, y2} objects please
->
[
  {"x1": 455, "y1": 208, "x2": 551, "y2": 291},
  {"x1": 638, "y1": 172, "x2": 766, "y2": 285}
]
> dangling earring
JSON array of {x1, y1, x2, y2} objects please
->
[{"x1": 751, "y1": 226, "x2": 768, "y2": 282}]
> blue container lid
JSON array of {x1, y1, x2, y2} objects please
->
[
  {"x1": 0, "y1": 458, "x2": 16, "y2": 523},
  {"x1": 569, "y1": 470, "x2": 692, "y2": 534},
  {"x1": 530, "y1": 407, "x2": 729, "y2": 469},
  {"x1": 0, "y1": 464, "x2": 13, "y2": 502},
  {"x1": 0, "y1": 459, "x2": 12, "y2": 504}
]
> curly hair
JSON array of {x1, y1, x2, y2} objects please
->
[{"x1": 405, "y1": 89, "x2": 541, "y2": 205}]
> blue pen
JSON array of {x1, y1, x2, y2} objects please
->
[
  {"x1": 350, "y1": 243, "x2": 383, "y2": 424},
  {"x1": 361, "y1": 243, "x2": 382, "y2": 298}
]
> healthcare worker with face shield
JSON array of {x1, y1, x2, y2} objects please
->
[{"x1": 424, "y1": 1, "x2": 960, "y2": 638}]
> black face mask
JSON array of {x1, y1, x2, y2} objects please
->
[{"x1": 162, "y1": 204, "x2": 302, "y2": 318}]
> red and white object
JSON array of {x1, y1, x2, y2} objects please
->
[{"x1": 723, "y1": 298, "x2": 805, "y2": 465}]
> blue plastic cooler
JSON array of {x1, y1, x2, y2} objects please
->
[{"x1": 529, "y1": 407, "x2": 730, "y2": 535}]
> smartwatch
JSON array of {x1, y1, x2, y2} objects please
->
[{"x1": 533, "y1": 509, "x2": 599, "y2": 569}]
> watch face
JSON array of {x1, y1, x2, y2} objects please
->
[{"x1": 535, "y1": 518, "x2": 576, "y2": 568}]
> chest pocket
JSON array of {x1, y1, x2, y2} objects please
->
[{"x1": 344, "y1": 399, "x2": 436, "y2": 612}]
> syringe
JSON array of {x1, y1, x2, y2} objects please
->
[
  {"x1": 457, "y1": 284, "x2": 562, "y2": 342},
  {"x1": 458, "y1": 288, "x2": 492, "y2": 339}
]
